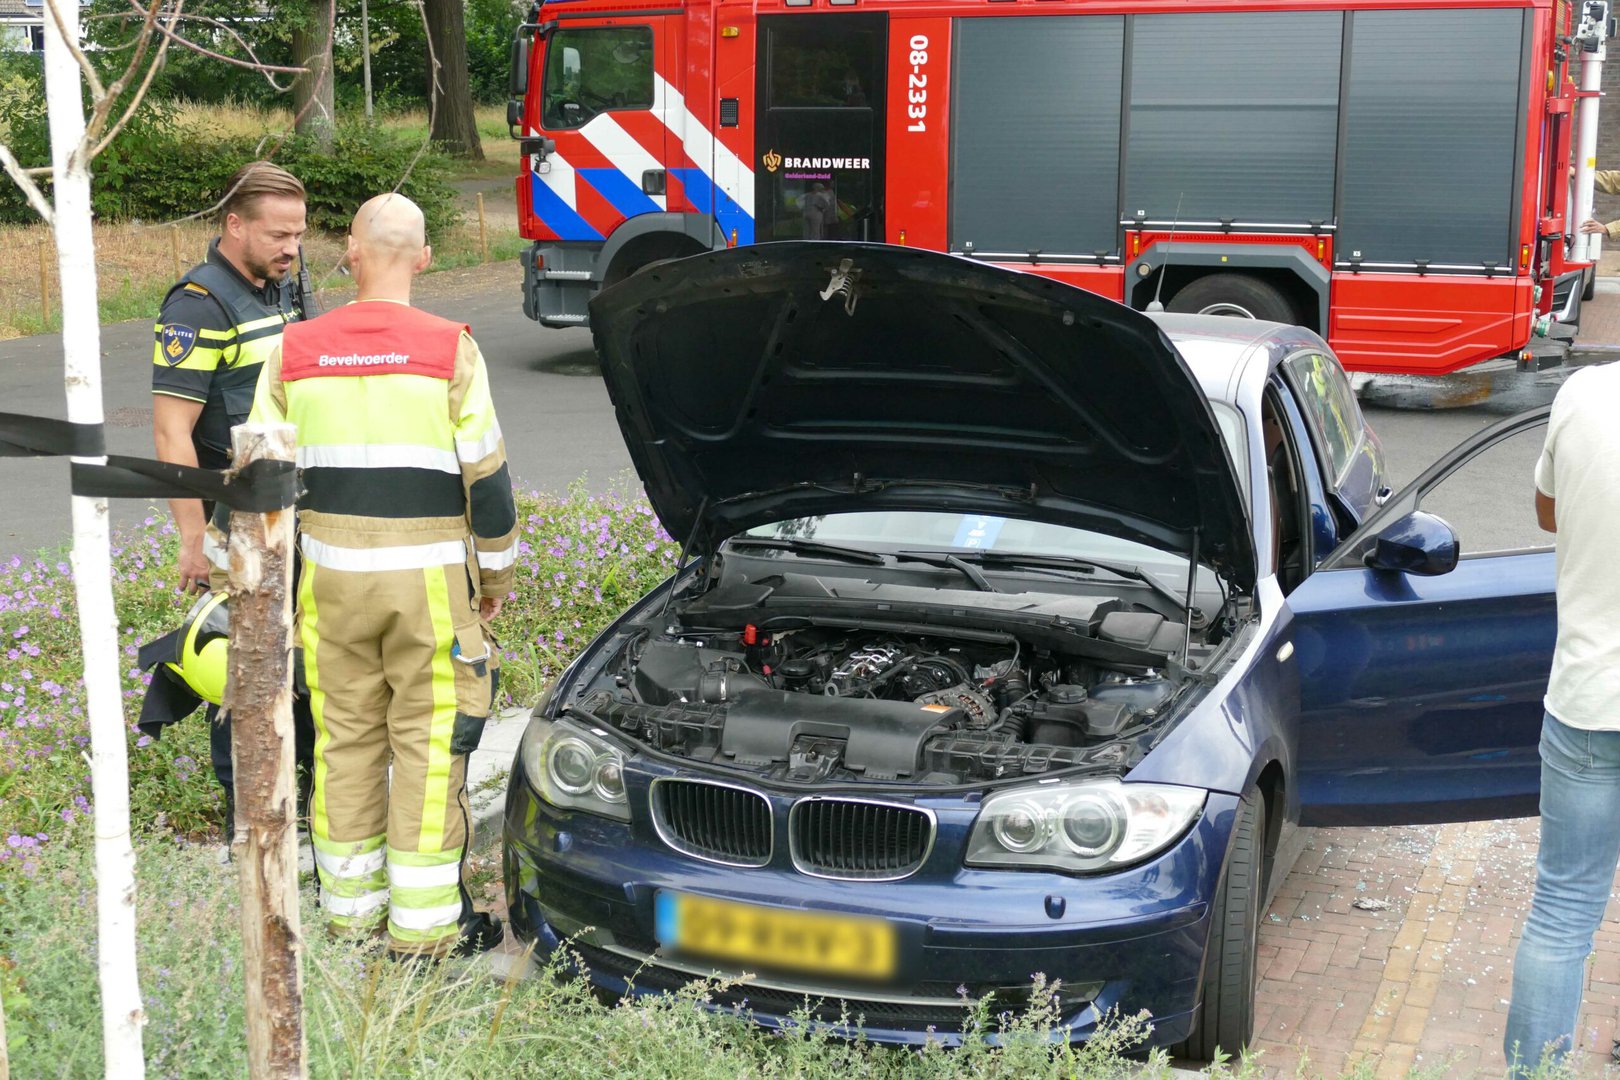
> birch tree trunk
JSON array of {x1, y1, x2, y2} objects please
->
[
  {"x1": 41, "y1": 0, "x2": 147, "y2": 1074},
  {"x1": 226, "y1": 424, "x2": 306, "y2": 1079}
]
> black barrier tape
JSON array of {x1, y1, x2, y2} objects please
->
[
  {"x1": 0, "y1": 411, "x2": 106, "y2": 458},
  {"x1": 1, "y1": 412, "x2": 298, "y2": 513},
  {"x1": 72, "y1": 457, "x2": 298, "y2": 513}
]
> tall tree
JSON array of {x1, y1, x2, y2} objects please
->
[
  {"x1": 422, "y1": 0, "x2": 485, "y2": 160},
  {"x1": 291, "y1": 0, "x2": 335, "y2": 151}
]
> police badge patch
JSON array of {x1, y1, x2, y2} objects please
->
[{"x1": 160, "y1": 324, "x2": 197, "y2": 366}]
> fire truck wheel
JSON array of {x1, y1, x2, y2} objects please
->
[
  {"x1": 1583, "y1": 266, "x2": 1597, "y2": 303},
  {"x1": 1166, "y1": 274, "x2": 1298, "y2": 324}
]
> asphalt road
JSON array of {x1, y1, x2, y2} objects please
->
[
  {"x1": 0, "y1": 263, "x2": 634, "y2": 556},
  {"x1": 0, "y1": 260, "x2": 1552, "y2": 559}
]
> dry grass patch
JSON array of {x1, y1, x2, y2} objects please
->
[
  {"x1": 0, "y1": 217, "x2": 522, "y2": 340},
  {"x1": 0, "y1": 221, "x2": 350, "y2": 340}
]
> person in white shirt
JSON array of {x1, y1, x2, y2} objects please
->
[{"x1": 1506, "y1": 362, "x2": 1620, "y2": 1073}]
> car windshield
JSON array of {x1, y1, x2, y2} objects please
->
[{"x1": 740, "y1": 394, "x2": 1247, "y2": 600}]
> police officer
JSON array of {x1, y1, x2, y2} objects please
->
[
  {"x1": 150, "y1": 160, "x2": 314, "y2": 835},
  {"x1": 249, "y1": 193, "x2": 517, "y2": 958}
]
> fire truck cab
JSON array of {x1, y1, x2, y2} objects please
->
[{"x1": 508, "y1": 0, "x2": 1611, "y2": 376}]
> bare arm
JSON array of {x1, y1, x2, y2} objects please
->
[
  {"x1": 1536, "y1": 490, "x2": 1557, "y2": 534},
  {"x1": 152, "y1": 393, "x2": 210, "y2": 591}
]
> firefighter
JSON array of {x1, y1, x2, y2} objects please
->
[
  {"x1": 1579, "y1": 168, "x2": 1620, "y2": 238},
  {"x1": 249, "y1": 193, "x2": 518, "y2": 958},
  {"x1": 150, "y1": 160, "x2": 314, "y2": 835}
]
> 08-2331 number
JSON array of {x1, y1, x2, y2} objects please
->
[{"x1": 906, "y1": 35, "x2": 928, "y2": 133}]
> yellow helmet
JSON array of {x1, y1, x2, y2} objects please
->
[{"x1": 164, "y1": 591, "x2": 231, "y2": 706}]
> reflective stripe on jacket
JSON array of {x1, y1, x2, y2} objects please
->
[{"x1": 249, "y1": 301, "x2": 519, "y2": 599}]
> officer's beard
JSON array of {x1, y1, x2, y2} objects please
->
[{"x1": 244, "y1": 250, "x2": 294, "y2": 285}]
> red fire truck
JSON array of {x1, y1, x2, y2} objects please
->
[{"x1": 507, "y1": 0, "x2": 1612, "y2": 375}]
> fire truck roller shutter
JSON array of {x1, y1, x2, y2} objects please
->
[
  {"x1": 950, "y1": 16, "x2": 1123, "y2": 257},
  {"x1": 1125, "y1": 11, "x2": 1340, "y2": 228},
  {"x1": 1335, "y1": 9, "x2": 1528, "y2": 269}
]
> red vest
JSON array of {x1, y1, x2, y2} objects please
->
[{"x1": 280, "y1": 302, "x2": 467, "y2": 382}]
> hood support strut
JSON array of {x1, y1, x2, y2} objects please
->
[
  {"x1": 660, "y1": 495, "x2": 710, "y2": 622},
  {"x1": 1182, "y1": 527, "x2": 1201, "y2": 659}
]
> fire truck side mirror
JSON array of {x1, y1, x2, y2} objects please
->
[{"x1": 510, "y1": 26, "x2": 535, "y2": 98}]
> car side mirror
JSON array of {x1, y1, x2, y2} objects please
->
[{"x1": 1363, "y1": 510, "x2": 1459, "y2": 576}]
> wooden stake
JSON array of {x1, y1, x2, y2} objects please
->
[
  {"x1": 38, "y1": 239, "x2": 50, "y2": 325},
  {"x1": 226, "y1": 423, "x2": 307, "y2": 1080},
  {"x1": 1, "y1": 967, "x2": 9, "y2": 1080},
  {"x1": 477, "y1": 192, "x2": 488, "y2": 264},
  {"x1": 170, "y1": 225, "x2": 181, "y2": 282}
]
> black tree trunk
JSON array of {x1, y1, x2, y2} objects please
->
[
  {"x1": 423, "y1": 0, "x2": 485, "y2": 161},
  {"x1": 291, "y1": 2, "x2": 335, "y2": 152}
]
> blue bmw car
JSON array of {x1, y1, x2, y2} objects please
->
[{"x1": 501, "y1": 243, "x2": 1553, "y2": 1058}]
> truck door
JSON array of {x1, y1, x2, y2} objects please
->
[
  {"x1": 755, "y1": 14, "x2": 886, "y2": 242},
  {"x1": 530, "y1": 15, "x2": 669, "y2": 242}
]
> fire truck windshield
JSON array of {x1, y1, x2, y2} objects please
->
[{"x1": 542, "y1": 26, "x2": 654, "y2": 130}]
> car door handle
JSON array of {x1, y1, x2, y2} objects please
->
[{"x1": 1374, "y1": 486, "x2": 1393, "y2": 507}]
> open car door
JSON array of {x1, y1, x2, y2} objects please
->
[{"x1": 1285, "y1": 407, "x2": 1554, "y2": 827}]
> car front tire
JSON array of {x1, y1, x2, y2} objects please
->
[{"x1": 1171, "y1": 790, "x2": 1264, "y2": 1062}]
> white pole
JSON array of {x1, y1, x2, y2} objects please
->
[
  {"x1": 361, "y1": 0, "x2": 373, "y2": 122},
  {"x1": 41, "y1": 0, "x2": 147, "y2": 1073},
  {"x1": 1573, "y1": 21, "x2": 1608, "y2": 263}
]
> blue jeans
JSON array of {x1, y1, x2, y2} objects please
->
[{"x1": 1505, "y1": 712, "x2": 1620, "y2": 1074}]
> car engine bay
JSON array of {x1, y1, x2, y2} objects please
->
[{"x1": 563, "y1": 566, "x2": 1227, "y2": 788}]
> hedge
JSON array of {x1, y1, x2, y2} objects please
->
[{"x1": 0, "y1": 76, "x2": 459, "y2": 235}]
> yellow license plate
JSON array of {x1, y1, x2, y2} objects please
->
[{"x1": 655, "y1": 892, "x2": 897, "y2": 979}]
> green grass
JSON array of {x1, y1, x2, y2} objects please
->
[
  {"x1": 15, "y1": 838, "x2": 1188, "y2": 1079},
  {"x1": 1, "y1": 839, "x2": 1592, "y2": 1078}
]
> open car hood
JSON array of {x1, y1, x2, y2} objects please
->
[{"x1": 589, "y1": 243, "x2": 1255, "y2": 591}]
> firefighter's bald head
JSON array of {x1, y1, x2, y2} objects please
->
[{"x1": 346, "y1": 194, "x2": 432, "y2": 297}]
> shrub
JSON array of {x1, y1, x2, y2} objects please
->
[
  {"x1": 278, "y1": 125, "x2": 460, "y2": 237},
  {"x1": 0, "y1": 72, "x2": 460, "y2": 236}
]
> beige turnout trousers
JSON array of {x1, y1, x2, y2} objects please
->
[{"x1": 300, "y1": 518, "x2": 497, "y2": 954}]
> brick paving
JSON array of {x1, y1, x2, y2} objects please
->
[
  {"x1": 1575, "y1": 279, "x2": 1620, "y2": 350},
  {"x1": 1247, "y1": 819, "x2": 1620, "y2": 1079}
]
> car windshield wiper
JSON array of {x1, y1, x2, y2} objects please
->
[
  {"x1": 889, "y1": 551, "x2": 1000, "y2": 592},
  {"x1": 725, "y1": 536, "x2": 886, "y2": 566},
  {"x1": 926, "y1": 550, "x2": 1192, "y2": 616}
]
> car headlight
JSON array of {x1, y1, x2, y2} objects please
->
[
  {"x1": 518, "y1": 716, "x2": 630, "y2": 821},
  {"x1": 966, "y1": 779, "x2": 1204, "y2": 873}
]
